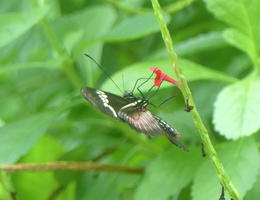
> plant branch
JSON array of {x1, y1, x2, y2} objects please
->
[
  {"x1": 150, "y1": 0, "x2": 241, "y2": 200},
  {"x1": 0, "y1": 161, "x2": 144, "y2": 174}
]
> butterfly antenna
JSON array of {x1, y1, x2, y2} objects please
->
[
  {"x1": 137, "y1": 71, "x2": 154, "y2": 92},
  {"x1": 121, "y1": 73, "x2": 125, "y2": 91},
  {"x1": 84, "y1": 53, "x2": 124, "y2": 94}
]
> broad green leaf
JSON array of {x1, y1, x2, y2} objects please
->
[
  {"x1": 192, "y1": 137, "x2": 259, "y2": 200},
  {"x1": 0, "y1": 58, "x2": 64, "y2": 74},
  {"x1": 213, "y1": 77, "x2": 260, "y2": 139},
  {"x1": 176, "y1": 31, "x2": 227, "y2": 56},
  {"x1": 76, "y1": 148, "x2": 145, "y2": 200},
  {"x1": 77, "y1": 172, "x2": 140, "y2": 200},
  {"x1": 12, "y1": 136, "x2": 64, "y2": 200},
  {"x1": 101, "y1": 59, "x2": 237, "y2": 94},
  {"x1": 0, "y1": 6, "x2": 49, "y2": 48},
  {"x1": 152, "y1": 32, "x2": 228, "y2": 58},
  {"x1": 103, "y1": 12, "x2": 170, "y2": 41},
  {"x1": 0, "y1": 183, "x2": 12, "y2": 200},
  {"x1": 245, "y1": 175, "x2": 260, "y2": 200},
  {"x1": 203, "y1": 0, "x2": 260, "y2": 64},
  {"x1": 0, "y1": 172, "x2": 13, "y2": 200},
  {"x1": 135, "y1": 148, "x2": 201, "y2": 200},
  {"x1": 0, "y1": 112, "x2": 57, "y2": 163},
  {"x1": 223, "y1": 29, "x2": 257, "y2": 64},
  {"x1": 52, "y1": 6, "x2": 116, "y2": 55}
]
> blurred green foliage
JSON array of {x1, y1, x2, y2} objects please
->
[{"x1": 0, "y1": 0, "x2": 259, "y2": 199}]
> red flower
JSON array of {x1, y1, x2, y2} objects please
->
[{"x1": 150, "y1": 66, "x2": 179, "y2": 87}]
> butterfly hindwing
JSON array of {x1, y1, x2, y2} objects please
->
[
  {"x1": 118, "y1": 108, "x2": 188, "y2": 151},
  {"x1": 118, "y1": 108, "x2": 164, "y2": 136}
]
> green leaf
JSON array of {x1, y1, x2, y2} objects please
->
[
  {"x1": 77, "y1": 172, "x2": 140, "y2": 200},
  {"x1": 0, "y1": 6, "x2": 50, "y2": 48},
  {"x1": 101, "y1": 59, "x2": 237, "y2": 94},
  {"x1": 203, "y1": 0, "x2": 260, "y2": 64},
  {"x1": 213, "y1": 77, "x2": 260, "y2": 139},
  {"x1": 12, "y1": 135, "x2": 64, "y2": 200},
  {"x1": 0, "y1": 58, "x2": 64, "y2": 74},
  {"x1": 52, "y1": 6, "x2": 116, "y2": 55},
  {"x1": 0, "y1": 183, "x2": 12, "y2": 200},
  {"x1": 192, "y1": 136, "x2": 259, "y2": 199},
  {"x1": 175, "y1": 32, "x2": 227, "y2": 56},
  {"x1": 103, "y1": 12, "x2": 170, "y2": 41},
  {"x1": 245, "y1": 175, "x2": 260, "y2": 200},
  {"x1": 0, "y1": 112, "x2": 57, "y2": 164},
  {"x1": 223, "y1": 29, "x2": 257, "y2": 64},
  {"x1": 152, "y1": 32, "x2": 228, "y2": 58},
  {"x1": 135, "y1": 148, "x2": 202, "y2": 200},
  {"x1": 0, "y1": 172, "x2": 14, "y2": 200}
]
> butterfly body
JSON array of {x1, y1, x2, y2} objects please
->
[{"x1": 81, "y1": 86, "x2": 188, "y2": 151}]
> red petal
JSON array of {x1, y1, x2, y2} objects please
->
[
  {"x1": 163, "y1": 75, "x2": 179, "y2": 86},
  {"x1": 150, "y1": 66, "x2": 179, "y2": 87}
]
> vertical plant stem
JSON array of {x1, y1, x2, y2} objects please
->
[
  {"x1": 40, "y1": 20, "x2": 83, "y2": 88},
  {"x1": 30, "y1": 1, "x2": 83, "y2": 88},
  {"x1": 150, "y1": 0, "x2": 241, "y2": 200}
]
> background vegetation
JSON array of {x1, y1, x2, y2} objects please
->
[{"x1": 0, "y1": 0, "x2": 259, "y2": 200}]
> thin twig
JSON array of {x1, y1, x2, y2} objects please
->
[
  {"x1": 150, "y1": 0, "x2": 241, "y2": 199},
  {"x1": 0, "y1": 161, "x2": 144, "y2": 174},
  {"x1": 48, "y1": 185, "x2": 66, "y2": 200}
]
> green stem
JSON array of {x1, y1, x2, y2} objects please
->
[
  {"x1": 31, "y1": 1, "x2": 83, "y2": 88},
  {"x1": 40, "y1": 20, "x2": 83, "y2": 88},
  {"x1": 150, "y1": 0, "x2": 241, "y2": 200},
  {"x1": 40, "y1": 20, "x2": 64, "y2": 56}
]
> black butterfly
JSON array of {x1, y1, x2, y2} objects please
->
[{"x1": 81, "y1": 86, "x2": 188, "y2": 151}]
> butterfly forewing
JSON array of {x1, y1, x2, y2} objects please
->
[{"x1": 81, "y1": 87, "x2": 130, "y2": 119}]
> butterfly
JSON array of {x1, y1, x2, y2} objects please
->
[{"x1": 81, "y1": 86, "x2": 188, "y2": 151}]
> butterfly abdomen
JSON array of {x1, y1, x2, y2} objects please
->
[
  {"x1": 154, "y1": 116, "x2": 180, "y2": 138},
  {"x1": 154, "y1": 116, "x2": 188, "y2": 151}
]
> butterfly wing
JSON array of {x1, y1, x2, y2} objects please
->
[
  {"x1": 81, "y1": 86, "x2": 188, "y2": 151},
  {"x1": 118, "y1": 108, "x2": 163, "y2": 136},
  {"x1": 118, "y1": 108, "x2": 188, "y2": 151},
  {"x1": 81, "y1": 87, "x2": 130, "y2": 119}
]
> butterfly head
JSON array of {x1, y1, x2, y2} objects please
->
[{"x1": 123, "y1": 90, "x2": 135, "y2": 99}]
